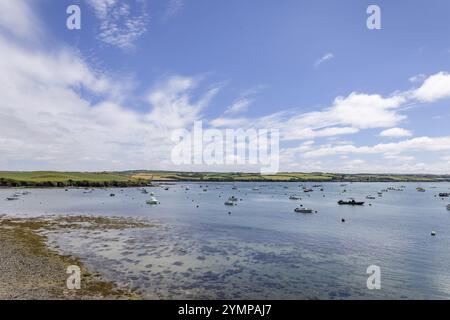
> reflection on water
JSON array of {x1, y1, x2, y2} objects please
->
[{"x1": 2, "y1": 182, "x2": 450, "y2": 299}]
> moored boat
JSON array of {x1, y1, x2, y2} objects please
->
[
  {"x1": 338, "y1": 200, "x2": 364, "y2": 206},
  {"x1": 146, "y1": 196, "x2": 160, "y2": 205},
  {"x1": 294, "y1": 207, "x2": 314, "y2": 214}
]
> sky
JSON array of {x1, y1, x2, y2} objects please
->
[{"x1": 1, "y1": 0, "x2": 450, "y2": 173}]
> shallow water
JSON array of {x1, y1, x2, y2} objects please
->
[{"x1": 2, "y1": 182, "x2": 450, "y2": 299}]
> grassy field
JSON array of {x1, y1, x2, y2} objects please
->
[
  {"x1": 127, "y1": 171, "x2": 450, "y2": 182},
  {"x1": 0, "y1": 171, "x2": 147, "y2": 187},
  {"x1": 0, "y1": 171, "x2": 449, "y2": 187},
  {"x1": 0, "y1": 171, "x2": 132, "y2": 182}
]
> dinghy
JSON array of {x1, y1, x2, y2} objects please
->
[
  {"x1": 338, "y1": 200, "x2": 364, "y2": 206},
  {"x1": 294, "y1": 207, "x2": 314, "y2": 214},
  {"x1": 146, "y1": 196, "x2": 160, "y2": 205}
]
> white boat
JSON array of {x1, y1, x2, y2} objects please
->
[
  {"x1": 295, "y1": 207, "x2": 314, "y2": 214},
  {"x1": 146, "y1": 196, "x2": 160, "y2": 205},
  {"x1": 252, "y1": 187, "x2": 260, "y2": 191}
]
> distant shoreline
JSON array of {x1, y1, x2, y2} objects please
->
[{"x1": 1, "y1": 170, "x2": 450, "y2": 188}]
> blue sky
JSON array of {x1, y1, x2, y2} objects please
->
[{"x1": 1, "y1": 0, "x2": 450, "y2": 173}]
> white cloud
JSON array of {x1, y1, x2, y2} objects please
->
[
  {"x1": 86, "y1": 0, "x2": 149, "y2": 49},
  {"x1": 314, "y1": 53, "x2": 334, "y2": 67},
  {"x1": 379, "y1": 127, "x2": 412, "y2": 137},
  {"x1": 413, "y1": 71, "x2": 450, "y2": 102},
  {"x1": 146, "y1": 75, "x2": 220, "y2": 129},
  {"x1": 302, "y1": 136, "x2": 450, "y2": 158},
  {"x1": 0, "y1": 28, "x2": 217, "y2": 170},
  {"x1": 0, "y1": 0, "x2": 42, "y2": 40}
]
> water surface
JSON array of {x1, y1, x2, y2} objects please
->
[{"x1": 1, "y1": 182, "x2": 450, "y2": 299}]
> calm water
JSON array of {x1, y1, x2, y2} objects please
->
[{"x1": 1, "y1": 182, "x2": 450, "y2": 299}]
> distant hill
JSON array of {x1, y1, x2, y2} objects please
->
[{"x1": 1, "y1": 171, "x2": 449, "y2": 188}]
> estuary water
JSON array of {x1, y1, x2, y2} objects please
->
[{"x1": 1, "y1": 182, "x2": 450, "y2": 299}]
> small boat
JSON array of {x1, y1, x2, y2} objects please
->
[
  {"x1": 303, "y1": 188, "x2": 313, "y2": 193},
  {"x1": 252, "y1": 187, "x2": 260, "y2": 191},
  {"x1": 294, "y1": 207, "x2": 314, "y2": 214},
  {"x1": 141, "y1": 189, "x2": 148, "y2": 194},
  {"x1": 185, "y1": 187, "x2": 190, "y2": 191},
  {"x1": 232, "y1": 186, "x2": 237, "y2": 190},
  {"x1": 224, "y1": 200, "x2": 236, "y2": 206},
  {"x1": 110, "y1": 193, "x2": 115, "y2": 197},
  {"x1": 164, "y1": 187, "x2": 169, "y2": 191},
  {"x1": 447, "y1": 204, "x2": 450, "y2": 210},
  {"x1": 416, "y1": 187, "x2": 426, "y2": 192},
  {"x1": 6, "y1": 197, "x2": 19, "y2": 201},
  {"x1": 366, "y1": 196, "x2": 376, "y2": 200},
  {"x1": 439, "y1": 193, "x2": 449, "y2": 197},
  {"x1": 338, "y1": 200, "x2": 364, "y2": 206},
  {"x1": 228, "y1": 196, "x2": 238, "y2": 202},
  {"x1": 289, "y1": 195, "x2": 300, "y2": 200},
  {"x1": 146, "y1": 197, "x2": 160, "y2": 205}
]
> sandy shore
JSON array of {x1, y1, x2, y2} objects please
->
[{"x1": 0, "y1": 214, "x2": 152, "y2": 300}]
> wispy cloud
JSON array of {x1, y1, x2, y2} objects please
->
[
  {"x1": 163, "y1": 0, "x2": 184, "y2": 21},
  {"x1": 86, "y1": 0, "x2": 149, "y2": 49},
  {"x1": 409, "y1": 73, "x2": 426, "y2": 83},
  {"x1": 379, "y1": 127, "x2": 412, "y2": 138},
  {"x1": 314, "y1": 53, "x2": 334, "y2": 68}
]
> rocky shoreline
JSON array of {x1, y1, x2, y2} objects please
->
[{"x1": 0, "y1": 214, "x2": 153, "y2": 300}]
